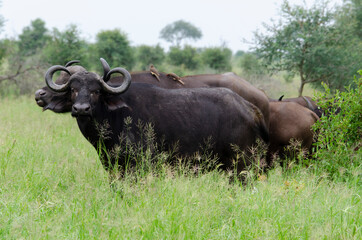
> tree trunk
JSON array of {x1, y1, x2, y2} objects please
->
[
  {"x1": 298, "y1": 80, "x2": 305, "y2": 97},
  {"x1": 298, "y1": 61, "x2": 305, "y2": 97}
]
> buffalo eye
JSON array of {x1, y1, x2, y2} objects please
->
[
  {"x1": 71, "y1": 88, "x2": 78, "y2": 97},
  {"x1": 91, "y1": 90, "x2": 100, "y2": 97}
]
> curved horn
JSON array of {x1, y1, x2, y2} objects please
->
[
  {"x1": 64, "y1": 60, "x2": 80, "y2": 67},
  {"x1": 302, "y1": 96, "x2": 314, "y2": 111},
  {"x1": 100, "y1": 67, "x2": 131, "y2": 94},
  {"x1": 100, "y1": 58, "x2": 111, "y2": 80},
  {"x1": 278, "y1": 95, "x2": 284, "y2": 101},
  {"x1": 45, "y1": 65, "x2": 71, "y2": 92}
]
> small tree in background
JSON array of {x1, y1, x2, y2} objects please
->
[
  {"x1": 168, "y1": 45, "x2": 201, "y2": 70},
  {"x1": 0, "y1": 17, "x2": 44, "y2": 94},
  {"x1": 201, "y1": 47, "x2": 232, "y2": 72},
  {"x1": 0, "y1": 1, "x2": 6, "y2": 63},
  {"x1": 327, "y1": 0, "x2": 362, "y2": 90},
  {"x1": 136, "y1": 44, "x2": 165, "y2": 70},
  {"x1": 0, "y1": 1, "x2": 3, "y2": 34},
  {"x1": 344, "y1": 0, "x2": 362, "y2": 39},
  {"x1": 160, "y1": 20, "x2": 202, "y2": 47},
  {"x1": 42, "y1": 24, "x2": 88, "y2": 66},
  {"x1": 18, "y1": 18, "x2": 50, "y2": 56},
  {"x1": 95, "y1": 29, "x2": 135, "y2": 70},
  {"x1": 252, "y1": 0, "x2": 361, "y2": 96},
  {"x1": 239, "y1": 52, "x2": 265, "y2": 76},
  {"x1": 0, "y1": 38, "x2": 10, "y2": 64}
]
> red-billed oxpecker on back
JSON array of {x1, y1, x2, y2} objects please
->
[
  {"x1": 43, "y1": 59, "x2": 269, "y2": 172},
  {"x1": 35, "y1": 59, "x2": 270, "y2": 131}
]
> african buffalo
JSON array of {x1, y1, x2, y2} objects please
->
[
  {"x1": 43, "y1": 64, "x2": 269, "y2": 172},
  {"x1": 35, "y1": 59, "x2": 270, "y2": 127},
  {"x1": 35, "y1": 60, "x2": 86, "y2": 113},
  {"x1": 267, "y1": 101, "x2": 319, "y2": 166},
  {"x1": 275, "y1": 95, "x2": 322, "y2": 117}
]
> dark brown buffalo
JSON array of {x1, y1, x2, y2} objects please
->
[
  {"x1": 36, "y1": 60, "x2": 322, "y2": 170},
  {"x1": 35, "y1": 59, "x2": 270, "y2": 127},
  {"x1": 35, "y1": 61, "x2": 86, "y2": 113},
  {"x1": 276, "y1": 95, "x2": 322, "y2": 117},
  {"x1": 267, "y1": 101, "x2": 319, "y2": 166},
  {"x1": 43, "y1": 64, "x2": 269, "y2": 172}
]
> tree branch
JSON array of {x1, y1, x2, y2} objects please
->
[
  {"x1": 304, "y1": 73, "x2": 333, "y2": 84},
  {"x1": 0, "y1": 64, "x2": 39, "y2": 83}
]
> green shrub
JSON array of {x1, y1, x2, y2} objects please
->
[
  {"x1": 239, "y1": 52, "x2": 265, "y2": 76},
  {"x1": 167, "y1": 45, "x2": 201, "y2": 70},
  {"x1": 312, "y1": 70, "x2": 361, "y2": 181},
  {"x1": 95, "y1": 29, "x2": 135, "y2": 70},
  {"x1": 136, "y1": 44, "x2": 165, "y2": 70},
  {"x1": 201, "y1": 47, "x2": 232, "y2": 72}
]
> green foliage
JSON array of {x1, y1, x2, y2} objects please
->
[
  {"x1": 18, "y1": 18, "x2": 50, "y2": 56},
  {"x1": 42, "y1": 24, "x2": 89, "y2": 67},
  {"x1": 0, "y1": 39, "x2": 44, "y2": 96},
  {"x1": 160, "y1": 20, "x2": 202, "y2": 47},
  {"x1": 312, "y1": 71, "x2": 362, "y2": 181},
  {"x1": 0, "y1": 39, "x2": 13, "y2": 64},
  {"x1": 168, "y1": 45, "x2": 201, "y2": 70},
  {"x1": 343, "y1": 0, "x2": 362, "y2": 39},
  {"x1": 234, "y1": 50, "x2": 245, "y2": 57},
  {"x1": 201, "y1": 47, "x2": 232, "y2": 72},
  {"x1": 239, "y1": 52, "x2": 265, "y2": 76},
  {"x1": 0, "y1": 1, "x2": 4, "y2": 34},
  {"x1": 0, "y1": 3, "x2": 6, "y2": 62},
  {"x1": 95, "y1": 29, "x2": 135, "y2": 70},
  {"x1": 322, "y1": 0, "x2": 362, "y2": 91},
  {"x1": 253, "y1": 0, "x2": 362, "y2": 95},
  {"x1": 135, "y1": 44, "x2": 165, "y2": 70}
]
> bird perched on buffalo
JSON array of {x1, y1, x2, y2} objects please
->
[
  {"x1": 167, "y1": 72, "x2": 184, "y2": 85},
  {"x1": 149, "y1": 64, "x2": 160, "y2": 81}
]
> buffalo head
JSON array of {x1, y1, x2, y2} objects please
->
[
  {"x1": 44, "y1": 60, "x2": 132, "y2": 117},
  {"x1": 35, "y1": 60, "x2": 85, "y2": 112}
]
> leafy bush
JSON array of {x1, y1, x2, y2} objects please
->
[
  {"x1": 95, "y1": 29, "x2": 135, "y2": 70},
  {"x1": 201, "y1": 47, "x2": 232, "y2": 72},
  {"x1": 312, "y1": 71, "x2": 361, "y2": 181},
  {"x1": 239, "y1": 53, "x2": 265, "y2": 76},
  {"x1": 136, "y1": 44, "x2": 165, "y2": 70},
  {"x1": 42, "y1": 25, "x2": 89, "y2": 66},
  {"x1": 167, "y1": 45, "x2": 201, "y2": 70}
]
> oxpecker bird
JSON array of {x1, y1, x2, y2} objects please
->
[
  {"x1": 149, "y1": 64, "x2": 160, "y2": 81},
  {"x1": 167, "y1": 73, "x2": 184, "y2": 85}
]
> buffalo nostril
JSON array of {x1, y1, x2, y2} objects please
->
[
  {"x1": 35, "y1": 89, "x2": 46, "y2": 98},
  {"x1": 72, "y1": 104, "x2": 91, "y2": 115}
]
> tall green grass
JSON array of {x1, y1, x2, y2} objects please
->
[{"x1": 0, "y1": 97, "x2": 361, "y2": 239}]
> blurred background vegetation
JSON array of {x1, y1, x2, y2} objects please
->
[{"x1": 0, "y1": 0, "x2": 360, "y2": 97}]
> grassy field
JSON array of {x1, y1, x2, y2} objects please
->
[{"x1": 0, "y1": 97, "x2": 361, "y2": 239}]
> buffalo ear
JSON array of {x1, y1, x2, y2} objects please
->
[
  {"x1": 104, "y1": 95, "x2": 131, "y2": 112},
  {"x1": 44, "y1": 96, "x2": 72, "y2": 113}
]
